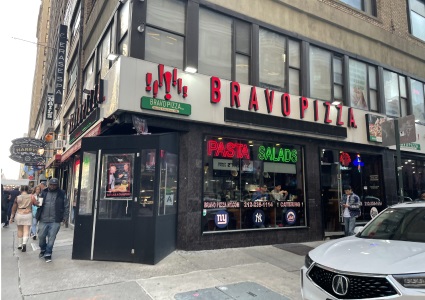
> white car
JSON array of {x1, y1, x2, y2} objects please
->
[{"x1": 301, "y1": 202, "x2": 425, "y2": 299}]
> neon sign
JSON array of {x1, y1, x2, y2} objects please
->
[
  {"x1": 207, "y1": 140, "x2": 250, "y2": 159},
  {"x1": 258, "y1": 146, "x2": 297, "y2": 163}
]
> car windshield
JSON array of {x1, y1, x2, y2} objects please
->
[{"x1": 358, "y1": 207, "x2": 425, "y2": 242}]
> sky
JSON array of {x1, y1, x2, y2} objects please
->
[{"x1": 0, "y1": 1, "x2": 41, "y2": 180}]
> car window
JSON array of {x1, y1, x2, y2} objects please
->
[{"x1": 359, "y1": 207, "x2": 425, "y2": 242}]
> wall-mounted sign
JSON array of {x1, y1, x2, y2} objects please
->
[
  {"x1": 285, "y1": 209, "x2": 297, "y2": 225},
  {"x1": 9, "y1": 138, "x2": 46, "y2": 165},
  {"x1": 141, "y1": 96, "x2": 191, "y2": 116},
  {"x1": 54, "y1": 24, "x2": 68, "y2": 104},
  {"x1": 365, "y1": 114, "x2": 385, "y2": 142},
  {"x1": 69, "y1": 108, "x2": 100, "y2": 144},
  {"x1": 207, "y1": 140, "x2": 250, "y2": 159},
  {"x1": 252, "y1": 209, "x2": 265, "y2": 226},
  {"x1": 257, "y1": 146, "x2": 297, "y2": 163},
  {"x1": 46, "y1": 93, "x2": 54, "y2": 120}
]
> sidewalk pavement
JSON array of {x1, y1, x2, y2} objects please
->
[{"x1": 1, "y1": 223, "x2": 326, "y2": 300}]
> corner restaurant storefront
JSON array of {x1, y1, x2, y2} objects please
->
[{"x1": 63, "y1": 57, "x2": 424, "y2": 264}]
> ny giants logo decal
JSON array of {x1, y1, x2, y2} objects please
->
[{"x1": 145, "y1": 64, "x2": 188, "y2": 100}]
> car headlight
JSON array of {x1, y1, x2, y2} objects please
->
[
  {"x1": 305, "y1": 253, "x2": 314, "y2": 269},
  {"x1": 393, "y1": 273, "x2": 425, "y2": 289}
]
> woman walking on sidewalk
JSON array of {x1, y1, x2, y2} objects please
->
[
  {"x1": 30, "y1": 185, "x2": 42, "y2": 240},
  {"x1": 9, "y1": 186, "x2": 37, "y2": 252}
]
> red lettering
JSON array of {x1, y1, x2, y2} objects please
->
[
  {"x1": 207, "y1": 140, "x2": 250, "y2": 159},
  {"x1": 225, "y1": 142, "x2": 236, "y2": 158},
  {"x1": 210, "y1": 76, "x2": 221, "y2": 103},
  {"x1": 348, "y1": 107, "x2": 357, "y2": 128},
  {"x1": 264, "y1": 89, "x2": 274, "y2": 113},
  {"x1": 249, "y1": 87, "x2": 259, "y2": 111},
  {"x1": 336, "y1": 104, "x2": 344, "y2": 126},
  {"x1": 207, "y1": 140, "x2": 218, "y2": 156},
  {"x1": 314, "y1": 100, "x2": 319, "y2": 121},
  {"x1": 300, "y1": 97, "x2": 308, "y2": 119},
  {"x1": 323, "y1": 102, "x2": 332, "y2": 123},
  {"x1": 281, "y1": 93, "x2": 290, "y2": 116},
  {"x1": 230, "y1": 81, "x2": 241, "y2": 107},
  {"x1": 158, "y1": 64, "x2": 164, "y2": 87}
]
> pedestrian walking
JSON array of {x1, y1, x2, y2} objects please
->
[
  {"x1": 1, "y1": 184, "x2": 10, "y2": 225},
  {"x1": 30, "y1": 185, "x2": 42, "y2": 240},
  {"x1": 36, "y1": 178, "x2": 69, "y2": 263},
  {"x1": 3, "y1": 187, "x2": 20, "y2": 228},
  {"x1": 9, "y1": 186, "x2": 37, "y2": 252}
]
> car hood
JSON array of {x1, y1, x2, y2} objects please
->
[{"x1": 310, "y1": 237, "x2": 425, "y2": 274}]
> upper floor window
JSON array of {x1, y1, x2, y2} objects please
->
[
  {"x1": 259, "y1": 29, "x2": 300, "y2": 94},
  {"x1": 145, "y1": 0, "x2": 185, "y2": 69},
  {"x1": 71, "y1": 4, "x2": 81, "y2": 39},
  {"x1": 408, "y1": 0, "x2": 425, "y2": 41},
  {"x1": 118, "y1": 0, "x2": 129, "y2": 57},
  {"x1": 340, "y1": 0, "x2": 377, "y2": 16},
  {"x1": 67, "y1": 56, "x2": 78, "y2": 93},
  {"x1": 97, "y1": 27, "x2": 111, "y2": 78},
  {"x1": 199, "y1": 8, "x2": 251, "y2": 84},
  {"x1": 309, "y1": 46, "x2": 344, "y2": 103},
  {"x1": 348, "y1": 59, "x2": 378, "y2": 111},
  {"x1": 410, "y1": 79, "x2": 425, "y2": 123},
  {"x1": 383, "y1": 70, "x2": 407, "y2": 117}
]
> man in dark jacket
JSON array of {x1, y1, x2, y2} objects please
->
[
  {"x1": 37, "y1": 178, "x2": 69, "y2": 262},
  {"x1": 3, "y1": 187, "x2": 20, "y2": 228}
]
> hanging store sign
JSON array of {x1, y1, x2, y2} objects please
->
[
  {"x1": 69, "y1": 108, "x2": 100, "y2": 144},
  {"x1": 46, "y1": 93, "x2": 54, "y2": 120},
  {"x1": 9, "y1": 138, "x2": 46, "y2": 165},
  {"x1": 54, "y1": 24, "x2": 68, "y2": 104}
]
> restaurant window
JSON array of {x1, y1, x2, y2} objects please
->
[
  {"x1": 408, "y1": 0, "x2": 425, "y2": 42},
  {"x1": 202, "y1": 136, "x2": 306, "y2": 232},
  {"x1": 383, "y1": 70, "x2": 407, "y2": 117},
  {"x1": 402, "y1": 158, "x2": 425, "y2": 200},
  {"x1": 340, "y1": 0, "x2": 377, "y2": 16},
  {"x1": 411, "y1": 79, "x2": 425, "y2": 124},
  {"x1": 145, "y1": 0, "x2": 185, "y2": 69},
  {"x1": 309, "y1": 46, "x2": 344, "y2": 103}
]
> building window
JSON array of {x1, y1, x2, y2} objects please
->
[
  {"x1": 67, "y1": 56, "x2": 78, "y2": 93},
  {"x1": 383, "y1": 70, "x2": 407, "y2": 117},
  {"x1": 309, "y1": 46, "x2": 344, "y2": 103},
  {"x1": 70, "y1": 4, "x2": 81, "y2": 40},
  {"x1": 199, "y1": 9, "x2": 251, "y2": 83},
  {"x1": 118, "y1": 0, "x2": 129, "y2": 57},
  {"x1": 83, "y1": 57, "x2": 94, "y2": 91},
  {"x1": 202, "y1": 136, "x2": 306, "y2": 232},
  {"x1": 199, "y1": 8, "x2": 232, "y2": 80},
  {"x1": 348, "y1": 59, "x2": 379, "y2": 111},
  {"x1": 411, "y1": 79, "x2": 425, "y2": 124},
  {"x1": 259, "y1": 29, "x2": 286, "y2": 91},
  {"x1": 97, "y1": 27, "x2": 111, "y2": 78},
  {"x1": 340, "y1": 0, "x2": 377, "y2": 16},
  {"x1": 145, "y1": 0, "x2": 185, "y2": 69},
  {"x1": 409, "y1": 0, "x2": 425, "y2": 41},
  {"x1": 259, "y1": 29, "x2": 301, "y2": 93}
]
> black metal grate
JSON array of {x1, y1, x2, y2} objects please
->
[{"x1": 307, "y1": 265, "x2": 398, "y2": 299}]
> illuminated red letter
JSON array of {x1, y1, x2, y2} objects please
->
[
  {"x1": 264, "y1": 89, "x2": 274, "y2": 113},
  {"x1": 348, "y1": 108, "x2": 357, "y2": 128},
  {"x1": 207, "y1": 140, "x2": 218, "y2": 156},
  {"x1": 300, "y1": 97, "x2": 308, "y2": 119},
  {"x1": 336, "y1": 104, "x2": 344, "y2": 126},
  {"x1": 281, "y1": 93, "x2": 290, "y2": 117},
  {"x1": 210, "y1": 76, "x2": 221, "y2": 103},
  {"x1": 314, "y1": 100, "x2": 319, "y2": 121},
  {"x1": 249, "y1": 87, "x2": 259, "y2": 111},
  {"x1": 230, "y1": 81, "x2": 241, "y2": 108},
  {"x1": 323, "y1": 102, "x2": 332, "y2": 123}
]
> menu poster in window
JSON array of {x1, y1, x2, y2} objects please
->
[
  {"x1": 106, "y1": 161, "x2": 132, "y2": 198},
  {"x1": 146, "y1": 150, "x2": 156, "y2": 171},
  {"x1": 365, "y1": 114, "x2": 385, "y2": 142}
]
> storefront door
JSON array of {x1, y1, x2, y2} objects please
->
[
  {"x1": 320, "y1": 149, "x2": 386, "y2": 237},
  {"x1": 72, "y1": 133, "x2": 179, "y2": 264}
]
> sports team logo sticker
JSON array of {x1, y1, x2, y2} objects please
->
[
  {"x1": 252, "y1": 209, "x2": 265, "y2": 226},
  {"x1": 285, "y1": 209, "x2": 297, "y2": 225},
  {"x1": 370, "y1": 207, "x2": 379, "y2": 219},
  {"x1": 215, "y1": 210, "x2": 229, "y2": 228}
]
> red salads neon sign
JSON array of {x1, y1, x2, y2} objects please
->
[{"x1": 207, "y1": 140, "x2": 250, "y2": 159}]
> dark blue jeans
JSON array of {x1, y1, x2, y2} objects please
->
[
  {"x1": 343, "y1": 216, "x2": 356, "y2": 236},
  {"x1": 38, "y1": 222, "x2": 61, "y2": 256}
]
